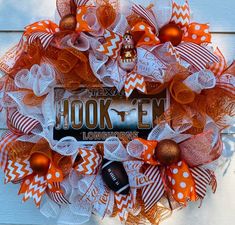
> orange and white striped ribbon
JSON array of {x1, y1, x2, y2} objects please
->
[
  {"x1": 8, "y1": 110, "x2": 40, "y2": 135},
  {"x1": 0, "y1": 131, "x2": 19, "y2": 170},
  {"x1": 24, "y1": 20, "x2": 60, "y2": 49},
  {"x1": 132, "y1": 4, "x2": 158, "y2": 32},
  {"x1": 209, "y1": 47, "x2": 227, "y2": 76}
]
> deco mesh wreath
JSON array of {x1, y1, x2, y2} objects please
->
[{"x1": 0, "y1": 0, "x2": 235, "y2": 224}]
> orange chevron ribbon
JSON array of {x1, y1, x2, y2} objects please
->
[
  {"x1": 21, "y1": 174, "x2": 47, "y2": 207},
  {"x1": 125, "y1": 72, "x2": 146, "y2": 97},
  {"x1": 171, "y1": 0, "x2": 190, "y2": 31},
  {"x1": 115, "y1": 193, "x2": 134, "y2": 222},
  {"x1": 166, "y1": 42, "x2": 180, "y2": 62},
  {"x1": 96, "y1": 29, "x2": 122, "y2": 59},
  {"x1": 4, "y1": 159, "x2": 33, "y2": 183},
  {"x1": 75, "y1": 148, "x2": 102, "y2": 175}
]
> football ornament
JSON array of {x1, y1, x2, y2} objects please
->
[{"x1": 101, "y1": 159, "x2": 130, "y2": 195}]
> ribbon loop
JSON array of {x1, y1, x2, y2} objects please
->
[
  {"x1": 183, "y1": 70, "x2": 216, "y2": 94},
  {"x1": 24, "y1": 20, "x2": 59, "y2": 49},
  {"x1": 166, "y1": 161, "x2": 196, "y2": 204},
  {"x1": 75, "y1": 148, "x2": 102, "y2": 175},
  {"x1": 96, "y1": 30, "x2": 122, "y2": 59},
  {"x1": 104, "y1": 137, "x2": 131, "y2": 161},
  {"x1": 127, "y1": 138, "x2": 158, "y2": 165}
]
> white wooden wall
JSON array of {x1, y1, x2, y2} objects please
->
[{"x1": 0, "y1": 0, "x2": 234, "y2": 225}]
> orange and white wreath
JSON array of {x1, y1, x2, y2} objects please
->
[{"x1": 0, "y1": 0, "x2": 234, "y2": 224}]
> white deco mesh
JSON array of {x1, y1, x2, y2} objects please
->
[
  {"x1": 15, "y1": 63, "x2": 56, "y2": 97},
  {"x1": 148, "y1": 123, "x2": 191, "y2": 143},
  {"x1": 183, "y1": 69, "x2": 216, "y2": 94},
  {"x1": 104, "y1": 137, "x2": 131, "y2": 161},
  {"x1": 126, "y1": 139, "x2": 145, "y2": 159}
]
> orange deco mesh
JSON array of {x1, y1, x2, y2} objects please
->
[
  {"x1": 7, "y1": 141, "x2": 35, "y2": 161},
  {"x1": 46, "y1": 46, "x2": 99, "y2": 90},
  {"x1": 9, "y1": 40, "x2": 43, "y2": 78},
  {"x1": 96, "y1": 0, "x2": 117, "y2": 29}
]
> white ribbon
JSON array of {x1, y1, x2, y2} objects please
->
[
  {"x1": 85, "y1": 7, "x2": 104, "y2": 37},
  {"x1": 148, "y1": 123, "x2": 191, "y2": 143},
  {"x1": 15, "y1": 63, "x2": 56, "y2": 97},
  {"x1": 60, "y1": 33, "x2": 90, "y2": 52},
  {"x1": 136, "y1": 47, "x2": 167, "y2": 82},
  {"x1": 183, "y1": 69, "x2": 216, "y2": 94},
  {"x1": 104, "y1": 137, "x2": 132, "y2": 161}
]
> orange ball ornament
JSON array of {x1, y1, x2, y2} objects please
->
[
  {"x1": 158, "y1": 23, "x2": 183, "y2": 46},
  {"x1": 29, "y1": 153, "x2": 50, "y2": 175},
  {"x1": 59, "y1": 14, "x2": 77, "y2": 31},
  {"x1": 155, "y1": 139, "x2": 181, "y2": 165}
]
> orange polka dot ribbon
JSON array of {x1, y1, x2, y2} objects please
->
[
  {"x1": 131, "y1": 22, "x2": 160, "y2": 47},
  {"x1": 166, "y1": 161, "x2": 197, "y2": 204},
  {"x1": 129, "y1": 138, "x2": 159, "y2": 165},
  {"x1": 76, "y1": 6, "x2": 92, "y2": 32},
  {"x1": 46, "y1": 163, "x2": 63, "y2": 191},
  {"x1": 24, "y1": 20, "x2": 60, "y2": 49},
  {"x1": 170, "y1": 1, "x2": 212, "y2": 45},
  {"x1": 183, "y1": 23, "x2": 211, "y2": 45}
]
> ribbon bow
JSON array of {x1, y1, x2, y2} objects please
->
[
  {"x1": 96, "y1": 34, "x2": 172, "y2": 97},
  {"x1": 72, "y1": 137, "x2": 153, "y2": 222},
  {"x1": 3, "y1": 138, "x2": 71, "y2": 207},
  {"x1": 0, "y1": 114, "x2": 72, "y2": 207},
  {"x1": 170, "y1": 0, "x2": 220, "y2": 71},
  {"x1": 127, "y1": 123, "x2": 219, "y2": 211},
  {"x1": 24, "y1": 20, "x2": 60, "y2": 49}
]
